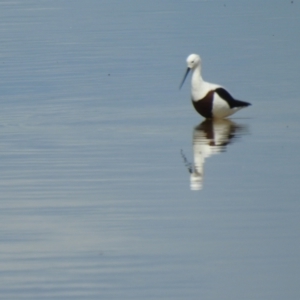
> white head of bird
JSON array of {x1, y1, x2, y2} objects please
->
[
  {"x1": 179, "y1": 53, "x2": 202, "y2": 89},
  {"x1": 186, "y1": 53, "x2": 201, "y2": 70}
]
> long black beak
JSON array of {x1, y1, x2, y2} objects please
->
[{"x1": 179, "y1": 68, "x2": 190, "y2": 89}]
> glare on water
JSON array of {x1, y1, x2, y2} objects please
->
[{"x1": 0, "y1": 1, "x2": 299, "y2": 300}]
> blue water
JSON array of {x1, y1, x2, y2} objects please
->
[{"x1": 0, "y1": 1, "x2": 299, "y2": 299}]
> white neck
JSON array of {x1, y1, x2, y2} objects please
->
[
  {"x1": 190, "y1": 65, "x2": 219, "y2": 101},
  {"x1": 191, "y1": 65, "x2": 206, "y2": 100}
]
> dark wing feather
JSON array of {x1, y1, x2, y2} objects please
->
[{"x1": 215, "y1": 88, "x2": 251, "y2": 108}]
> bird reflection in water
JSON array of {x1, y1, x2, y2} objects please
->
[{"x1": 181, "y1": 119, "x2": 248, "y2": 190}]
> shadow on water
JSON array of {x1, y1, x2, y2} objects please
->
[{"x1": 181, "y1": 119, "x2": 249, "y2": 191}]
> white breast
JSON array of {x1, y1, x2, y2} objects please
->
[{"x1": 191, "y1": 79, "x2": 220, "y2": 101}]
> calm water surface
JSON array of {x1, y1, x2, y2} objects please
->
[{"x1": 0, "y1": 1, "x2": 299, "y2": 299}]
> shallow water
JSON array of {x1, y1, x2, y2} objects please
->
[{"x1": 0, "y1": 1, "x2": 299, "y2": 299}]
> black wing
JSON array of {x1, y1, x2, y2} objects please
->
[{"x1": 215, "y1": 88, "x2": 251, "y2": 108}]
